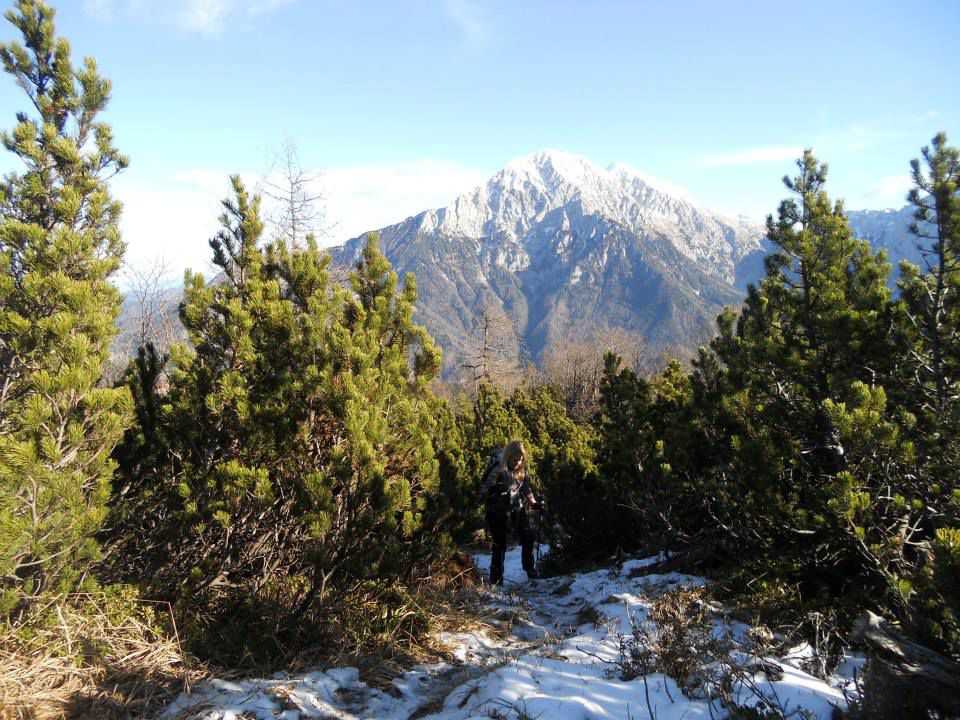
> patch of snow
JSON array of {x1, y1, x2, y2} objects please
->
[
  {"x1": 162, "y1": 547, "x2": 858, "y2": 720},
  {"x1": 493, "y1": 247, "x2": 530, "y2": 272},
  {"x1": 438, "y1": 629, "x2": 506, "y2": 665}
]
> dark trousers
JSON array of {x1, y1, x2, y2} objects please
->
[{"x1": 486, "y1": 506, "x2": 536, "y2": 585}]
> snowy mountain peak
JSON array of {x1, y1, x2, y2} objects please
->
[
  {"x1": 351, "y1": 148, "x2": 766, "y2": 292},
  {"x1": 500, "y1": 149, "x2": 686, "y2": 205},
  {"x1": 607, "y1": 161, "x2": 695, "y2": 204},
  {"x1": 504, "y1": 148, "x2": 608, "y2": 187},
  {"x1": 332, "y1": 149, "x2": 769, "y2": 371},
  {"x1": 431, "y1": 149, "x2": 766, "y2": 277}
]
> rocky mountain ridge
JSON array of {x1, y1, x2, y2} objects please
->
[
  {"x1": 847, "y1": 205, "x2": 925, "y2": 283},
  {"x1": 117, "y1": 151, "x2": 926, "y2": 382},
  {"x1": 331, "y1": 150, "x2": 770, "y2": 375}
]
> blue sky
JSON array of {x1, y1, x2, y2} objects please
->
[{"x1": 1, "y1": 0, "x2": 957, "y2": 279}]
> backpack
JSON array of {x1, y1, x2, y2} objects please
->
[
  {"x1": 480, "y1": 448, "x2": 503, "y2": 499},
  {"x1": 482, "y1": 448, "x2": 523, "y2": 514}
]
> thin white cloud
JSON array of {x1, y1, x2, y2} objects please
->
[
  {"x1": 170, "y1": 168, "x2": 240, "y2": 194},
  {"x1": 83, "y1": 0, "x2": 114, "y2": 20},
  {"x1": 83, "y1": 0, "x2": 297, "y2": 36},
  {"x1": 809, "y1": 123, "x2": 916, "y2": 156},
  {"x1": 699, "y1": 146, "x2": 804, "y2": 167},
  {"x1": 868, "y1": 174, "x2": 913, "y2": 206},
  {"x1": 114, "y1": 173, "x2": 224, "y2": 281},
  {"x1": 248, "y1": 0, "x2": 298, "y2": 17},
  {"x1": 325, "y1": 160, "x2": 490, "y2": 242},
  {"x1": 443, "y1": 0, "x2": 490, "y2": 47},
  {"x1": 116, "y1": 160, "x2": 491, "y2": 280},
  {"x1": 178, "y1": 0, "x2": 232, "y2": 36},
  {"x1": 910, "y1": 110, "x2": 939, "y2": 125},
  {"x1": 833, "y1": 125, "x2": 905, "y2": 153}
]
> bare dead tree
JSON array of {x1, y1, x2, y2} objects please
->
[
  {"x1": 106, "y1": 259, "x2": 182, "y2": 384},
  {"x1": 259, "y1": 137, "x2": 330, "y2": 249},
  {"x1": 461, "y1": 301, "x2": 525, "y2": 396},
  {"x1": 541, "y1": 327, "x2": 650, "y2": 419},
  {"x1": 128, "y1": 259, "x2": 180, "y2": 351}
]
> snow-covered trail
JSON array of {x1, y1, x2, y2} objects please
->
[{"x1": 162, "y1": 548, "x2": 864, "y2": 719}]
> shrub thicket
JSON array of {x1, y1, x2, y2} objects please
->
[
  {"x1": 106, "y1": 180, "x2": 455, "y2": 662},
  {"x1": 573, "y1": 146, "x2": 960, "y2": 659},
  {"x1": 4, "y1": 0, "x2": 959, "y2": 688}
]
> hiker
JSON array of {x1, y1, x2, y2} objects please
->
[{"x1": 483, "y1": 440, "x2": 539, "y2": 586}]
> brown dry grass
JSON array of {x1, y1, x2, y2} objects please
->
[
  {"x1": 325, "y1": 550, "x2": 508, "y2": 694},
  {"x1": 0, "y1": 553, "x2": 498, "y2": 718},
  {"x1": 339, "y1": 552, "x2": 495, "y2": 682},
  {"x1": 0, "y1": 593, "x2": 210, "y2": 720}
]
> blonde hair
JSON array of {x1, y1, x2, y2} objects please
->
[{"x1": 502, "y1": 440, "x2": 526, "y2": 471}]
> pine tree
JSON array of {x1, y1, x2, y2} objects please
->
[
  {"x1": 896, "y1": 134, "x2": 960, "y2": 657},
  {"x1": 451, "y1": 383, "x2": 526, "y2": 537},
  {"x1": 508, "y1": 382, "x2": 597, "y2": 561},
  {"x1": 0, "y1": 0, "x2": 131, "y2": 612},
  {"x1": 706, "y1": 152, "x2": 919, "y2": 611},
  {"x1": 329, "y1": 234, "x2": 444, "y2": 578},
  {"x1": 719, "y1": 151, "x2": 894, "y2": 482},
  {"x1": 589, "y1": 353, "x2": 721, "y2": 560},
  {"x1": 899, "y1": 133, "x2": 960, "y2": 418},
  {"x1": 109, "y1": 178, "x2": 449, "y2": 658}
]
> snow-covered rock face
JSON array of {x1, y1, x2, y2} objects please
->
[
  {"x1": 429, "y1": 149, "x2": 765, "y2": 284},
  {"x1": 328, "y1": 149, "x2": 766, "y2": 369},
  {"x1": 327, "y1": 151, "x2": 920, "y2": 376},
  {"x1": 847, "y1": 205, "x2": 923, "y2": 283}
]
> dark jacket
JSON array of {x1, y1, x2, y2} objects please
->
[{"x1": 483, "y1": 465, "x2": 534, "y2": 515}]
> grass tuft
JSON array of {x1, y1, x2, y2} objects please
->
[{"x1": 0, "y1": 588, "x2": 208, "y2": 720}]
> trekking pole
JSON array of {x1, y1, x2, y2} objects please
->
[{"x1": 536, "y1": 501, "x2": 543, "y2": 564}]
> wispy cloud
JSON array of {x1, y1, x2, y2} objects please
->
[
  {"x1": 83, "y1": 0, "x2": 298, "y2": 36},
  {"x1": 823, "y1": 125, "x2": 907, "y2": 153},
  {"x1": 177, "y1": 0, "x2": 232, "y2": 36},
  {"x1": 324, "y1": 160, "x2": 490, "y2": 241},
  {"x1": 83, "y1": 0, "x2": 114, "y2": 20},
  {"x1": 170, "y1": 168, "x2": 262, "y2": 199},
  {"x1": 909, "y1": 110, "x2": 939, "y2": 125},
  {"x1": 867, "y1": 174, "x2": 912, "y2": 206},
  {"x1": 248, "y1": 0, "x2": 297, "y2": 17},
  {"x1": 117, "y1": 160, "x2": 491, "y2": 279},
  {"x1": 699, "y1": 146, "x2": 804, "y2": 167},
  {"x1": 114, "y1": 172, "x2": 225, "y2": 279},
  {"x1": 443, "y1": 0, "x2": 490, "y2": 47}
]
